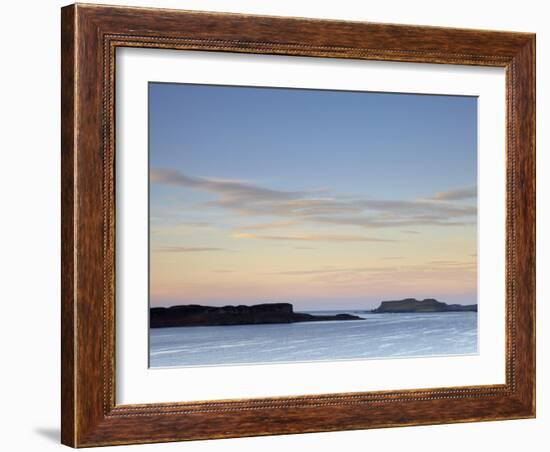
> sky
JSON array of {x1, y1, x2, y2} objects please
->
[{"x1": 149, "y1": 82, "x2": 477, "y2": 310}]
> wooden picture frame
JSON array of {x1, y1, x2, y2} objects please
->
[{"x1": 61, "y1": 3, "x2": 535, "y2": 447}]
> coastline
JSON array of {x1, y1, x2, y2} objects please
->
[
  {"x1": 150, "y1": 303, "x2": 364, "y2": 328},
  {"x1": 150, "y1": 299, "x2": 477, "y2": 328}
]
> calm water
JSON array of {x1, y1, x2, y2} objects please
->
[{"x1": 149, "y1": 311, "x2": 477, "y2": 368}]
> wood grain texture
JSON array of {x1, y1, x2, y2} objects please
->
[
  {"x1": 60, "y1": 5, "x2": 76, "y2": 447},
  {"x1": 60, "y1": 3, "x2": 536, "y2": 447}
]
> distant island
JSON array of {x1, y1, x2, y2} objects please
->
[
  {"x1": 371, "y1": 298, "x2": 477, "y2": 313},
  {"x1": 150, "y1": 303, "x2": 364, "y2": 328}
]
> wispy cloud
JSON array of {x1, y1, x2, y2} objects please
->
[
  {"x1": 151, "y1": 169, "x2": 477, "y2": 230},
  {"x1": 151, "y1": 169, "x2": 303, "y2": 203},
  {"x1": 307, "y1": 215, "x2": 475, "y2": 228},
  {"x1": 427, "y1": 260, "x2": 476, "y2": 268},
  {"x1": 233, "y1": 233, "x2": 396, "y2": 242},
  {"x1": 157, "y1": 246, "x2": 226, "y2": 253},
  {"x1": 432, "y1": 185, "x2": 477, "y2": 201},
  {"x1": 270, "y1": 266, "x2": 394, "y2": 276},
  {"x1": 181, "y1": 221, "x2": 213, "y2": 228},
  {"x1": 238, "y1": 220, "x2": 299, "y2": 231},
  {"x1": 286, "y1": 261, "x2": 477, "y2": 287},
  {"x1": 266, "y1": 260, "x2": 475, "y2": 286}
]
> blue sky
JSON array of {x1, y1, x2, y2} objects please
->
[{"x1": 149, "y1": 82, "x2": 477, "y2": 309}]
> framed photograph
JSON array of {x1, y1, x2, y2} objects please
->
[{"x1": 61, "y1": 3, "x2": 535, "y2": 447}]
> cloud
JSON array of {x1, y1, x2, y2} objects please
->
[
  {"x1": 274, "y1": 261, "x2": 477, "y2": 287},
  {"x1": 157, "y1": 246, "x2": 225, "y2": 252},
  {"x1": 427, "y1": 260, "x2": 476, "y2": 268},
  {"x1": 264, "y1": 260, "x2": 476, "y2": 288},
  {"x1": 432, "y1": 186, "x2": 477, "y2": 201},
  {"x1": 234, "y1": 233, "x2": 395, "y2": 242},
  {"x1": 307, "y1": 215, "x2": 475, "y2": 229},
  {"x1": 181, "y1": 222, "x2": 213, "y2": 228},
  {"x1": 150, "y1": 221, "x2": 214, "y2": 235},
  {"x1": 356, "y1": 199, "x2": 476, "y2": 216},
  {"x1": 239, "y1": 220, "x2": 299, "y2": 231},
  {"x1": 270, "y1": 266, "x2": 393, "y2": 276},
  {"x1": 151, "y1": 168, "x2": 477, "y2": 230},
  {"x1": 150, "y1": 169, "x2": 303, "y2": 202}
]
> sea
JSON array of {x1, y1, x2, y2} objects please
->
[{"x1": 149, "y1": 311, "x2": 478, "y2": 368}]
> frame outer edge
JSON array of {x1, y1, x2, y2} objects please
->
[
  {"x1": 61, "y1": 3, "x2": 77, "y2": 448},
  {"x1": 531, "y1": 35, "x2": 536, "y2": 417},
  {"x1": 60, "y1": 3, "x2": 536, "y2": 447},
  {"x1": 514, "y1": 35, "x2": 536, "y2": 416}
]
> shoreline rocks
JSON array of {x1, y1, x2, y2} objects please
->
[{"x1": 150, "y1": 303, "x2": 364, "y2": 328}]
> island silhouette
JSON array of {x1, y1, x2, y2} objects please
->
[
  {"x1": 371, "y1": 298, "x2": 477, "y2": 313},
  {"x1": 150, "y1": 303, "x2": 363, "y2": 328},
  {"x1": 150, "y1": 298, "x2": 477, "y2": 328}
]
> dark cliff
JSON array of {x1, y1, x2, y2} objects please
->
[
  {"x1": 150, "y1": 303, "x2": 364, "y2": 328},
  {"x1": 371, "y1": 298, "x2": 477, "y2": 313}
]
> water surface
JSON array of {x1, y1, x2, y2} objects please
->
[{"x1": 149, "y1": 311, "x2": 477, "y2": 368}]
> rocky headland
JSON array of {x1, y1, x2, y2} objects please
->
[
  {"x1": 150, "y1": 303, "x2": 364, "y2": 328},
  {"x1": 371, "y1": 298, "x2": 477, "y2": 313}
]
